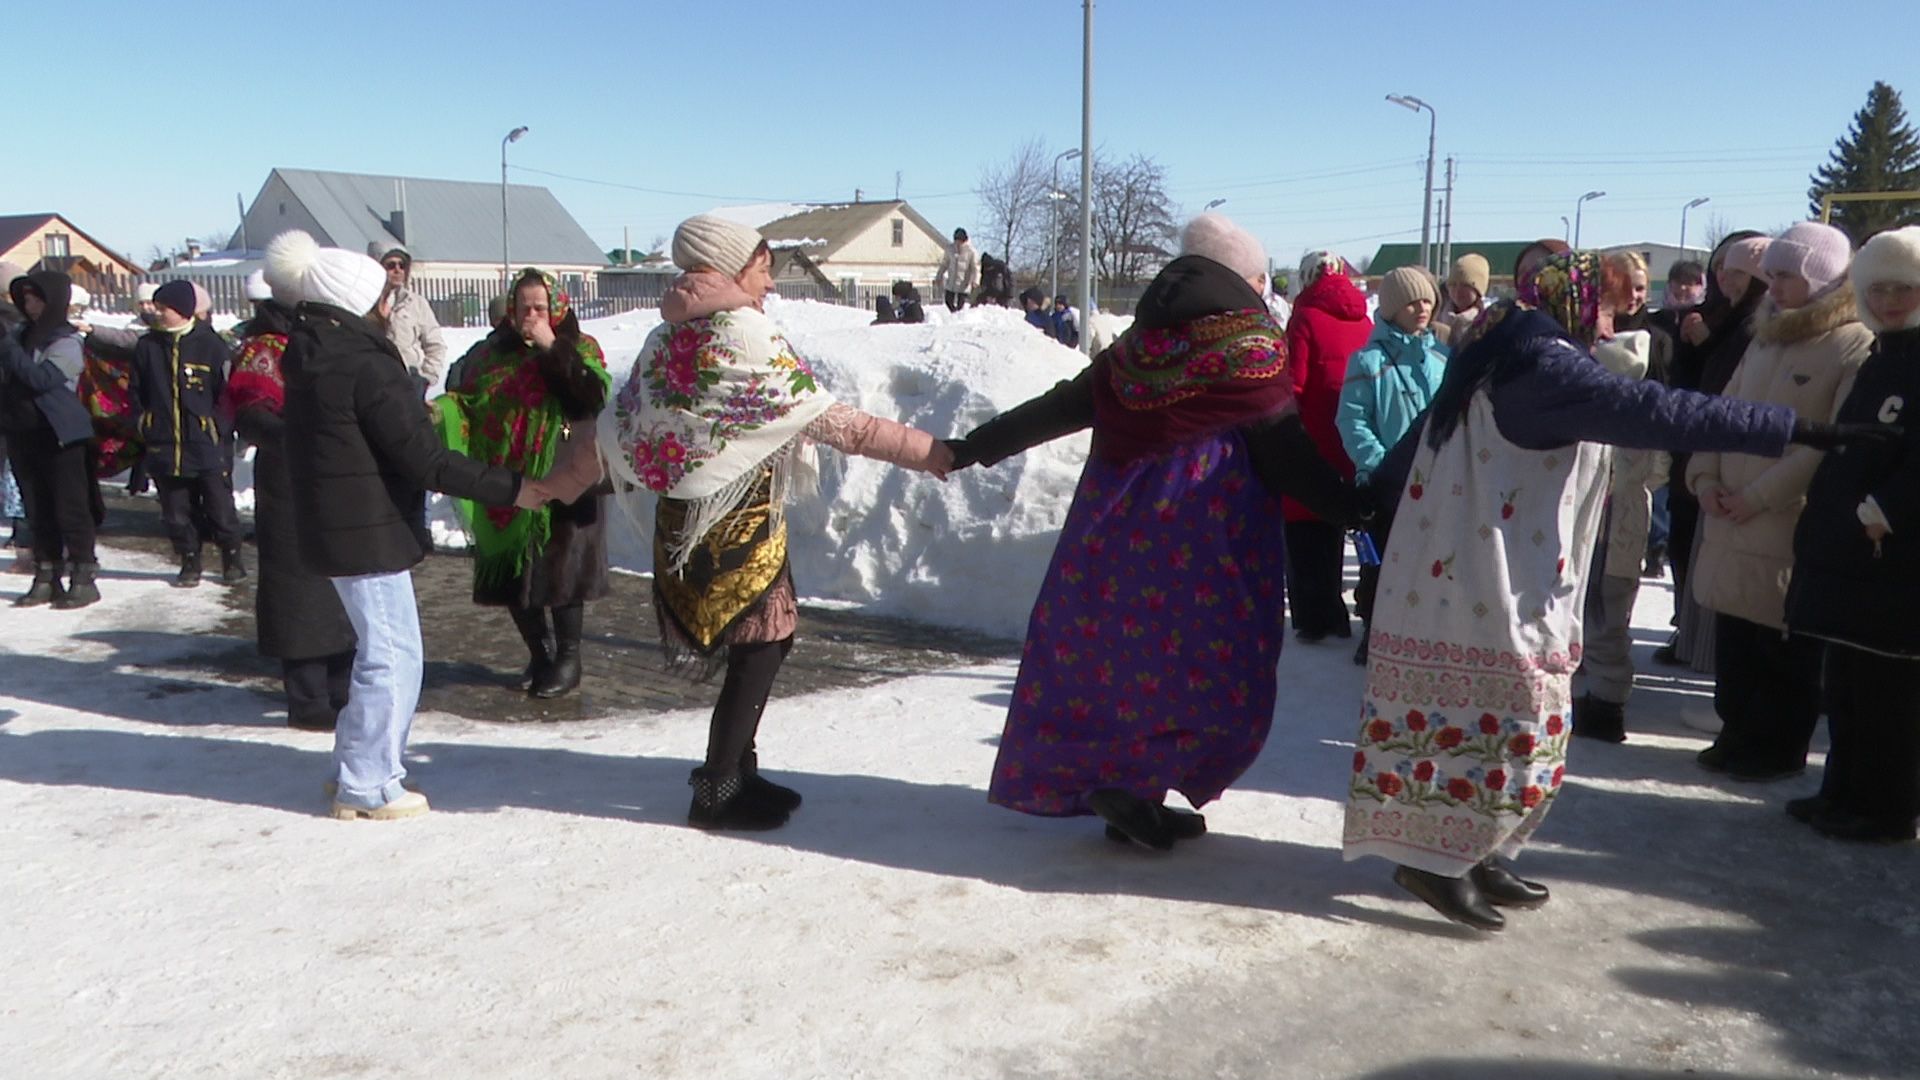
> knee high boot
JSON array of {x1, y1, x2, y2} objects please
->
[
  {"x1": 689, "y1": 638, "x2": 794, "y2": 829},
  {"x1": 507, "y1": 603, "x2": 551, "y2": 691},
  {"x1": 531, "y1": 603, "x2": 583, "y2": 699}
]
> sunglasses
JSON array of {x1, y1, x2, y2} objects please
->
[{"x1": 382, "y1": 260, "x2": 407, "y2": 270}]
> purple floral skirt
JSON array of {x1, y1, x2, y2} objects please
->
[{"x1": 988, "y1": 432, "x2": 1288, "y2": 816}]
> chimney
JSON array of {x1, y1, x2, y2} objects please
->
[
  {"x1": 185, "y1": 240, "x2": 203, "y2": 260},
  {"x1": 389, "y1": 179, "x2": 408, "y2": 243},
  {"x1": 854, "y1": 188, "x2": 863, "y2": 203}
]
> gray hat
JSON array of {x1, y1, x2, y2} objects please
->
[{"x1": 672, "y1": 214, "x2": 765, "y2": 276}]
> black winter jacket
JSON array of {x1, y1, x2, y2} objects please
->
[
  {"x1": 283, "y1": 303, "x2": 520, "y2": 577},
  {"x1": 131, "y1": 321, "x2": 233, "y2": 476},
  {"x1": 1787, "y1": 326, "x2": 1920, "y2": 658}
]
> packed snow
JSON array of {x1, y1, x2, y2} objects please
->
[
  {"x1": 421, "y1": 299, "x2": 1106, "y2": 641},
  {"x1": 4, "y1": 542, "x2": 1916, "y2": 1079}
]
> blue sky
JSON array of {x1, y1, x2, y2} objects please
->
[{"x1": 21, "y1": 0, "x2": 1920, "y2": 269}]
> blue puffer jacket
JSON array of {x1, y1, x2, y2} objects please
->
[{"x1": 1336, "y1": 318, "x2": 1447, "y2": 481}]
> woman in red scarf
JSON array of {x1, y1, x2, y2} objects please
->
[{"x1": 949, "y1": 217, "x2": 1365, "y2": 848}]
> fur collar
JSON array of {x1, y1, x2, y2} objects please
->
[{"x1": 1750, "y1": 282, "x2": 1860, "y2": 346}]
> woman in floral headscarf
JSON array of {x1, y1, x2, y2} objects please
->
[
  {"x1": 1342, "y1": 251, "x2": 1883, "y2": 932},
  {"x1": 538, "y1": 214, "x2": 953, "y2": 831},
  {"x1": 433, "y1": 268, "x2": 611, "y2": 700}
]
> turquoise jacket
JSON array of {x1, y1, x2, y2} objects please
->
[{"x1": 1335, "y1": 318, "x2": 1448, "y2": 481}]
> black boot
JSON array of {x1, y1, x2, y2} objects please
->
[
  {"x1": 1352, "y1": 635, "x2": 1369, "y2": 667},
  {"x1": 1392, "y1": 865, "x2": 1506, "y2": 931},
  {"x1": 687, "y1": 767, "x2": 789, "y2": 830},
  {"x1": 1087, "y1": 789, "x2": 1175, "y2": 850},
  {"x1": 507, "y1": 605, "x2": 552, "y2": 691},
  {"x1": 1468, "y1": 855, "x2": 1550, "y2": 907},
  {"x1": 218, "y1": 546, "x2": 247, "y2": 585},
  {"x1": 1811, "y1": 807, "x2": 1917, "y2": 843},
  {"x1": 1571, "y1": 694, "x2": 1627, "y2": 744},
  {"x1": 1785, "y1": 793, "x2": 1833, "y2": 824},
  {"x1": 531, "y1": 604, "x2": 583, "y2": 699},
  {"x1": 173, "y1": 551, "x2": 202, "y2": 589},
  {"x1": 54, "y1": 561, "x2": 100, "y2": 609},
  {"x1": 740, "y1": 750, "x2": 803, "y2": 813},
  {"x1": 14, "y1": 560, "x2": 59, "y2": 607},
  {"x1": 1104, "y1": 803, "x2": 1206, "y2": 845}
]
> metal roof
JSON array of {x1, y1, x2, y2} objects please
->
[
  {"x1": 755, "y1": 200, "x2": 945, "y2": 260},
  {"x1": 238, "y1": 168, "x2": 607, "y2": 267}
]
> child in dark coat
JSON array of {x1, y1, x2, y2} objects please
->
[{"x1": 1785, "y1": 225, "x2": 1920, "y2": 844}]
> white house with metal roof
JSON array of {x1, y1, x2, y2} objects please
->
[{"x1": 230, "y1": 167, "x2": 608, "y2": 280}]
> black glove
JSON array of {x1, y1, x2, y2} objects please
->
[
  {"x1": 1790, "y1": 418, "x2": 1903, "y2": 450},
  {"x1": 942, "y1": 438, "x2": 979, "y2": 471}
]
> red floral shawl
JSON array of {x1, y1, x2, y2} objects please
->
[{"x1": 1090, "y1": 257, "x2": 1294, "y2": 465}]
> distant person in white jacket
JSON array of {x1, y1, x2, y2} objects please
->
[
  {"x1": 372, "y1": 244, "x2": 447, "y2": 392},
  {"x1": 935, "y1": 228, "x2": 979, "y2": 313}
]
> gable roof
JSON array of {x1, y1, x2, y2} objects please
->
[
  {"x1": 0, "y1": 213, "x2": 139, "y2": 274},
  {"x1": 238, "y1": 168, "x2": 607, "y2": 267},
  {"x1": 1368, "y1": 241, "x2": 1539, "y2": 279},
  {"x1": 754, "y1": 200, "x2": 945, "y2": 260}
]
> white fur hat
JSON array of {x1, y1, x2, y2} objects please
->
[
  {"x1": 135, "y1": 282, "x2": 158, "y2": 303},
  {"x1": 267, "y1": 229, "x2": 386, "y2": 316},
  {"x1": 1180, "y1": 212, "x2": 1267, "y2": 282},
  {"x1": 1851, "y1": 225, "x2": 1920, "y2": 332},
  {"x1": 243, "y1": 268, "x2": 272, "y2": 302},
  {"x1": 672, "y1": 214, "x2": 765, "y2": 276}
]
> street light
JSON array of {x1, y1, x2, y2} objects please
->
[
  {"x1": 1574, "y1": 190, "x2": 1605, "y2": 248},
  {"x1": 1051, "y1": 147, "x2": 1082, "y2": 301},
  {"x1": 1386, "y1": 94, "x2": 1437, "y2": 273},
  {"x1": 501, "y1": 125, "x2": 529, "y2": 284},
  {"x1": 1680, "y1": 196, "x2": 1710, "y2": 251},
  {"x1": 1203, "y1": 198, "x2": 1226, "y2": 211},
  {"x1": 1077, "y1": 0, "x2": 1094, "y2": 355},
  {"x1": 1559, "y1": 215, "x2": 1571, "y2": 243}
]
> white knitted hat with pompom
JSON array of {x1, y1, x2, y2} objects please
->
[{"x1": 266, "y1": 229, "x2": 385, "y2": 316}]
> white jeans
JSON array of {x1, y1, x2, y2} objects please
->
[{"x1": 329, "y1": 570, "x2": 424, "y2": 808}]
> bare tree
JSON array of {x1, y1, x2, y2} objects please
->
[
  {"x1": 1701, "y1": 214, "x2": 1733, "y2": 253},
  {"x1": 975, "y1": 138, "x2": 1055, "y2": 277},
  {"x1": 1070, "y1": 153, "x2": 1176, "y2": 286}
]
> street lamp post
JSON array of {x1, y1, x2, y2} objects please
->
[
  {"x1": 1574, "y1": 190, "x2": 1605, "y2": 248},
  {"x1": 1386, "y1": 94, "x2": 1436, "y2": 273},
  {"x1": 1560, "y1": 215, "x2": 1571, "y2": 244},
  {"x1": 501, "y1": 126, "x2": 529, "y2": 285},
  {"x1": 1077, "y1": 0, "x2": 1094, "y2": 355},
  {"x1": 1051, "y1": 147, "x2": 1081, "y2": 300},
  {"x1": 1203, "y1": 198, "x2": 1226, "y2": 211},
  {"x1": 1681, "y1": 196, "x2": 1710, "y2": 251}
]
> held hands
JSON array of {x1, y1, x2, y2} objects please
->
[
  {"x1": 1716, "y1": 491, "x2": 1762, "y2": 525},
  {"x1": 514, "y1": 477, "x2": 552, "y2": 510},
  {"x1": 925, "y1": 440, "x2": 956, "y2": 481}
]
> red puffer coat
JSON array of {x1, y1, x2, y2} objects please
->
[{"x1": 1281, "y1": 272, "x2": 1369, "y2": 521}]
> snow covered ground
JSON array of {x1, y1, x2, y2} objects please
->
[{"x1": 4, "y1": 541, "x2": 1915, "y2": 1080}]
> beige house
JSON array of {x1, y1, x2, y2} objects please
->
[
  {"x1": 756, "y1": 201, "x2": 947, "y2": 291},
  {"x1": 0, "y1": 213, "x2": 143, "y2": 295}
]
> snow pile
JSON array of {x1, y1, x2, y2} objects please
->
[{"x1": 424, "y1": 300, "x2": 1095, "y2": 639}]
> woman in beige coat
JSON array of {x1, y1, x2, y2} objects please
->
[{"x1": 1688, "y1": 222, "x2": 1873, "y2": 781}]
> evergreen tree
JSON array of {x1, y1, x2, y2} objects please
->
[{"x1": 1808, "y1": 81, "x2": 1920, "y2": 243}]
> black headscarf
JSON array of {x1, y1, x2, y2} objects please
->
[
  {"x1": 1688, "y1": 230, "x2": 1770, "y2": 395},
  {"x1": 8, "y1": 270, "x2": 74, "y2": 352}
]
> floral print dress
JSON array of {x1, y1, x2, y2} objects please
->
[
  {"x1": 1343, "y1": 388, "x2": 1609, "y2": 875},
  {"x1": 987, "y1": 430, "x2": 1287, "y2": 816}
]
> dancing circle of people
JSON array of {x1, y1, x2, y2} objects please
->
[{"x1": 5, "y1": 206, "x2": 1917, "y2": 932}]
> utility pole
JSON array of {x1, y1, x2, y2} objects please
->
[{"x1": 1440, "y1": 157, "x2": 1456, "y2": 271}]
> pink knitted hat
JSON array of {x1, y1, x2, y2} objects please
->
[
  {"x1": 1761, "y1": 222, "x2": 1853, "y2": 297},
  {"x1": 1179, "y1": 212, "x2": 1267, "y2": 281},
  {"x1": 1723, "y1": 237, "x2": 1771, "y2": 281}
]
